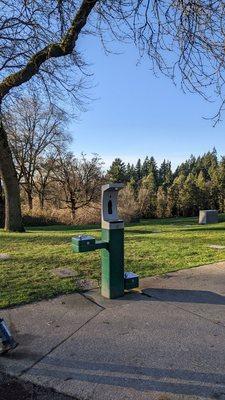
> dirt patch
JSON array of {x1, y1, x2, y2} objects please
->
[
  {"x1": 1, "y1": 378, "x2": 29, "y2": 400},
  {"x1": 0, "y1": 373, "x2": 76, "y2": 400}
]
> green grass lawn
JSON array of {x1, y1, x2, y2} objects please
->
[{"x1": 1, "y1": 215, "x2": 225, "y2": 308}]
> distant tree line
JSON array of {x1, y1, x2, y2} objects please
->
[
  {"x1": 0, "y1": 93, "x2": 224, "y2": 225},
  {"x1": 107, "y1": 149, "x2": 225, "y2": 218}
]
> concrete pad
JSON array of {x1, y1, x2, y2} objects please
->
[
  {"x1": 141, "y1": 262, "x2": 225, "y2": 326},
  {"x1": 84, "y1": 287, "x2": 142, "y2": 309},
  {"x1": 0, "y1": 293, "x2": 102, "y2": 377},
  {"x1": 22, "y1": 293, "x2": 225, "y2": 400},
  {"x1": 2, "y1": 262, "x2": 225, "y2": 399}
]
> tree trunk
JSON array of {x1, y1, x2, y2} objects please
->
[
  {"x1": 0, "y1": 120, "x2": 24, "y2": 232},
  {"x1": 38, "y1": 192, "x2": 45, "y2": 210},
  {"x1": 27, "y1": 191, "x2": 33, "y2": 211},
  {"x1": 0, "y1": 179, "x2": 5, "y2": 228},
  {"x1": 70, "y1": 196, "x2": 76, "y2": 220}
]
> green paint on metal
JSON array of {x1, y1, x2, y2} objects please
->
[
  {"x1": 95, "y1": 240, "x2": 108, "y2": 250},
  {"x1": 101, "y1": 228, "x2": 124, "y2": 298},
  {"x1": 72, "y1": 236, "x2": 108, "y2": 253},
  {"x1": 72, "y1": 236, "x2": 96, "y2": 253}
]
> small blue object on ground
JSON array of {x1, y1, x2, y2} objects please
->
[{"x1": 0, "y1": 318, "x2": 18, "y2": 354}]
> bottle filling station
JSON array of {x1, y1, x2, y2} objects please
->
[{"x1": 72, "y1": 183, "x2": 139, "y2": 298}]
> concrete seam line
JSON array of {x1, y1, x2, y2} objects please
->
[
  {"x1": 81, "y1": 292, "x2": 105, "y2": 310},
  {"x1": 18, "y1": 308, "x2": 104, "y2": 378},
  {"x1": 141, "y1": 291, "x2": 225, "y2": 329}
]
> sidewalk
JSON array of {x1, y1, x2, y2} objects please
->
[{"x1": 1, "y1": 262, "x2": 225, "y2": 399}]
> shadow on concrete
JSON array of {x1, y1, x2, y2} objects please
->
[
  {"x1": 138, "y1": 288, "x2": 225, "y2": 305},
  {"x1": 26, "y1": 358, "x2": 225, "y2": 399},
  {"x1": 101, "y1": 287, "x2": 225, "y2": 306},
  {"x1": 85, "y1": 287, "x2": 225, "y2": 307}
]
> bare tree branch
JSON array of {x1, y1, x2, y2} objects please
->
[{"x1": 0, "y1": 0, "x2": 98, "y2": 101}]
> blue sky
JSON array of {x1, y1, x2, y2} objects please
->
[{"x1": 69, "y1": 35, "x2": 225, "y2": 171}]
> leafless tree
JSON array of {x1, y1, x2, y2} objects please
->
[
  {"x1": 54, "y1": 152, "x2": 103, "y2": 219},
  {"x1": 5, "y1": 93, "x2": 70, "y2": 210},
  {"x1": 34, "y1": 156, "x2": 57, "y2": 210},
  {"x1": 0, "y1": 0, "x2": 224, "y2": 230}
]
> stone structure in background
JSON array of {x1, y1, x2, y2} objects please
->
[{"x1": 199, "y1": 210, "x2": 218, "y2": 224}]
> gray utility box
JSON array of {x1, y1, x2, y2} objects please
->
[{"x1": 199, "y1": 210, "x2": 218, "y2": 225}]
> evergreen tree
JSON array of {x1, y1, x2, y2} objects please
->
[
  {"x1": 126, "y1": 163, "x2": 132, "y2": 181},
  {"x1": 166, "y1": 186, "x2": 177, "y2": 217},
  {"x1": 107, "y1": 158, "x2": 127, "y2": 182},
  {"x1": 148, "y1": 157, "x2": 158, "y2": 185},
  {"x1": 142, "y1": 156, "x2": 158, "y2": 183},
  {"x1": 196, "y1": 171, "x2": 208, "y2": 209},
  {"x1": 208, "y1": 164, "x2": 219, "y2": 210},
  {"x1": 159, "y1": 160, "x2": 173, "y2": 189},
  {"x1": 138, "y1": 172, "x2": 157, "y2": 218},
  {"x1": 128, "y1": 176, "x2": 137, "y2": 193},
  {"x1": 170, "y1": 173, "x2": 186, "y2": 216},
  {"x1": 156, "y1": 186, "x2": 167, "y2": 218},
  {"x1": 195, "y1": 149, "x2": 218, "y2": 180},
  {"x1": 142, "y1": 156, "x2": 149, "y2": 177},
  {"x1": 106, "y1": 150, "x2": 222, "y2": 219},
  {"x1": 218, "y1": 157, "x2": 225, "y2": 212},
  {"x1": 126, "y1": 163, "x2": 131, "y2": 182},
  {"x1": 174, "y1": 160, "x2": 190, "y2": 178},
  {"x1": 135, "y1": 159, "x2": 142, "y2": 182},
  {"x1": 178, "y1": 173, "x2": 198, "y2": 216},
  {"x1": 126, "y1": 163, "x2": 137, "y2": 182}
]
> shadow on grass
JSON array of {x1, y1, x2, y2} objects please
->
[
  {"x1": 125, "y1": 229, "x2": 159, "y2": 235},
  {"x1": 137, "y1": 217, "x2": 198, "y2": 226},
  {"x1": 27, "y1": 224, "x2": 101, "y2": 232},
  {"x1": 180, "y1": 226, "x2": 225, "y2": 233},
  {"x1": 0, "y1": 233, "x2": 101, "y2": 246}
]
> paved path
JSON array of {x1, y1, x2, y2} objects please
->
[{"x1": 1, "y1": 262, "x2": 225, "y2": 399}]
